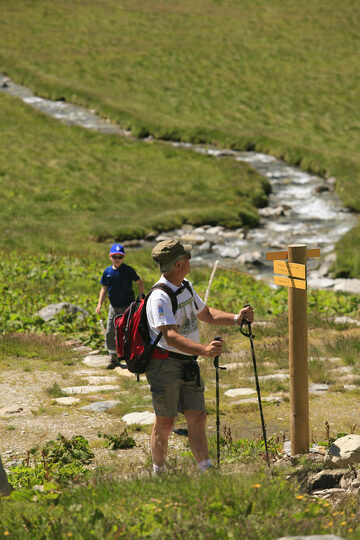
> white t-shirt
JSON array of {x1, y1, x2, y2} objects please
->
[{"x1": 146, "y1": 276, "x2": 206, "y2": 355}]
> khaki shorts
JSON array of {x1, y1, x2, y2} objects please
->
[{"x1": 145, "y1": 356, "x2": 206, "y2": 418}]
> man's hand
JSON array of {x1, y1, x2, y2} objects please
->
[
  {"x1": 203, "y1": 339, "x2": 223, "y2": 358},
  {"x1": 239, "y1": 305, "x2": 254, "y2": 324},
  {"x1": 95, "y1": 304, "x2": 102, "y2": 315}
]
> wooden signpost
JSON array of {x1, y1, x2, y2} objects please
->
[{"x1": 266, "y1": 244, "x2": 320, "y2": 455}]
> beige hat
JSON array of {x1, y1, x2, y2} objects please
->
[{"x1": 152, "y1": 239, "x2": 192, "y2": 266}]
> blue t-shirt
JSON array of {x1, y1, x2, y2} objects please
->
[{"x1": 100, "y1": 263, "x2": 140, "y2": 307}]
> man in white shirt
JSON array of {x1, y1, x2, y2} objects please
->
[{"x1": 146, "y1": 239, "x2": 254, "y2": 474}]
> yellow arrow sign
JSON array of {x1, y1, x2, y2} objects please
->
[
  {"x1": 266, "y1": 248, "x2": 320, "y2": 261},
  {"x1": 274, "y1": 275, "x2": 307, "y2": 290},
  {"x1": 274, "y1": 260, "x2": 306, "y2": 279}
]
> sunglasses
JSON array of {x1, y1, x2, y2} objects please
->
[{"x1": 111, "y1": 255, "x2": 124, "y2": 260}]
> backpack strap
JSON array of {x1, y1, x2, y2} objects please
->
[{"x1": 150, "y1": 283, "x2": 179, "y2": 314}]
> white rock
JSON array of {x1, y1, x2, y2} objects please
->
[
  {"x1": 325, "y1": 434, "x2": 360, "y2": 468},
  {"x1": 86, "y1": 376, "x2": 117, "y2": 384},
  {"x1": 249, "y1": 373, "x2": 289, "y2": 382},
  {"x1": 122, "y1": 411, "x2": 155, "y2": 425},
  {"x1": 80, "y1": 400, "x2": 119, "y2": 412},
  {"x1": 83, "y1": 355, "x2": 110, "y2": 367},
  {"x1": 54, "y1": 397, "x2": 80, "y2": 405},
  {"x1": 224, "y1": 388, "x2": 256, "y2": 397},
  {"x1": 62, "y1": 385, "x2": 118, "y2": 395}
]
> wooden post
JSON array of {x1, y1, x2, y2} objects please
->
[{"x1": 288, "y1": 244, "x2": 309, "y2": 455}]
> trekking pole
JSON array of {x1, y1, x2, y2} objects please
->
[
  {"x1": 213, "y1": 336, "x2": 226, "y2": 468},
  {"x1": 239, "y1": 307, "x2": 271, "y2": 467}
]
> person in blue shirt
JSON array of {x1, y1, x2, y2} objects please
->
[{"x1": 96, "y1": 243, "x2": 144, "y2": 368}]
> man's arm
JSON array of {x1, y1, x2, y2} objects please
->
[
  {"x1": 158, "y1": 324, "x2": 222, "y2": 358},
  {"x1": 135, "y1": 278, "x2": 144, "y2": 295},
  {"x1": 96, "y1": 285, "x2": 108, "y2": 314},
  {"x1": 197, "y1": 305, "x2": 254, "y2": 326}
]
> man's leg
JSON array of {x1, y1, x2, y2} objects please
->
[
  {"x1": 184, "y1": 409, "x2": 209, "y2": 463},
  {"x1": 151, "y1": 415, "x2": 175, "y2": 467}
]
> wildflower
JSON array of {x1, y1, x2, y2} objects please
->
[
  {"x1": 341, "y1": 521, "x2": 347, "y2": 526},
  {"x1": 250, "y1": 484, "x2": 261, "y2": 488},
  {"x1": 295, "y1": 495, "x2": 304, "y2": 500},
  {"x1": 328, "y1": 521, "x2": 333, "y2": 527}
]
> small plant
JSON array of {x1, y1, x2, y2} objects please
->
[
  {"x1": 98, "y1": 428, "x2": 136, "y2": 450},
  {"x1": 46, "y1": 382, "x2": 68, "y2": 398},
  {"x1": 8, "y1": 434, "x2": 94, "y2": 491}
]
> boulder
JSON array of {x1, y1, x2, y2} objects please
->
[
  {"x1": 237, "y1": 251, "x2": 264, "y2": 266},
  {"x1": 35, "y1": 302, "x2": 89, "y2": 322},
  {"x1": 81, "y1": 400, "x2": 119, "y2": 412},
  {"x1": 325, "y1": 434, "x2": 360, "y2": 468},
  {"x1": 122, "y1": 411, "x2": 155, "y2": 425}
]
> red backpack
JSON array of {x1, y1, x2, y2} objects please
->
[{"x1": 114, "y1": 281, "x2": 194, "y2": 380}]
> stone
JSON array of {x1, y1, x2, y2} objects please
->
[
  {"x1": 236, "y1": 251, "x2": 264, "y2": 266},
  {"x1": 86, "y1": 376, "x2": 117, "y2": 384},
  {"x1": 315, "y1": 184, "x2": 331, "y2": 193},
  {"x1": 62, "y1": 385, "x2": 118, "y2": 395},
  {"x1": 83, "y1": 355, "x2": 110, "y2": 368},
  {"x1": 232, "y1": 396, "x2": 282, "y2": 405},
  {"x1": 222, "y1": 362, "x2": 247, "y2": 371},
  {"x1": 0, "y1": 407, "x2": 24, "y2": 415},
  {"x1": 224, "y1": 388, "x2": 256, "y2": 397},
  {"x1": 54, "y1": 397, "x2": 80, "y2": 406},
  {"x1": 198, "y1": 241, "x2": 212, "y2": 252},
  {"x1": 180, "y1": 234, "x2": 206, "y2": 245},
  {"x1": 333, "y1": 316, "x2": 360, "y2": 327},
  {"x1": 122, "y1": 411, "x2": 155, "y2": 425},
  {"x1": 205, "y1": 226, "x2": 224, "y2": 235},
  {"x1": 309, "y1": 383, "x2": 329, "y2": 394},
  {"x1": 325, "y1": 434, "x2": 360, "y2": 468},
  {"x1": 218, "y1": 246, "x2": 241, "y2": 258},
  {"x1": 308, "y1": 277, "x2": 335, "y2": 289},
  {"x1": 35, "y1": 302, "x2": 89, "y2": 322},
  {"x1": 318, "y1": 253, "x2": 336, "y2": 276},
  {"x1": 80, "y1": 400, "x2": 119, "y2": 412},
  {"x1": 308, "y1": 469, "x2": 348, "y2": 491},
  {"x1": 333, "y1": 278, "x2": 360, "y2": 294}
]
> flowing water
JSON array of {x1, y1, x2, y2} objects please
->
[{"x1": 1, "y1": 74, "x2": 357, "y2": 287}]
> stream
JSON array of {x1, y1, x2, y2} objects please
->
[{"x1": 1, "y1": 73, "x2": 358, "y2": 292}]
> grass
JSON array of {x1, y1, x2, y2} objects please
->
[
  {"x1": 0, "y1": 0, "x2": 360, "y2": 275},
  {"x1": 0, "y1": 92, "x2": 268, "y2": 254},
  {"x1": 1, "y1": 467, "x2": 359, "y2": 539}
]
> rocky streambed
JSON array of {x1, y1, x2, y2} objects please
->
[{"x1": 1, "y1": 74, "x2": 359, "y2": 293}]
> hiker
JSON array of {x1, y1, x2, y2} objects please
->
[
  {"x1": 96, "y1": 243, "x2": 144, "y2": 369},
  {"x1": 146, "y1": 239, "x2": 254, "y2": 474}
]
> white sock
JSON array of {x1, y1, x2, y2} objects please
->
[
  {"x1": 197, "y1": 459, "x2": 213, "y2": 472},
  {"x1": 153, "y1": 464, "x2": 165, "y2": 475}
]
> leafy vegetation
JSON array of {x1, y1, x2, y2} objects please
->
[
  {"x1": 8, "y1": 434, "x2": 94, "y2": 492},
  {"x1": 98, "y1": 429, "x2": 136, "y2": 450}
]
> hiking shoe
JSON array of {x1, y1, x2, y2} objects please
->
[{"x1": 106, "y1": 355, "x2": 120, "y2": 370}]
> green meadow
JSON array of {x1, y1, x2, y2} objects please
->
[
  {"x1": 1, "y1": 1, "x2": 360, "y2": 536},
  {"x1": 0, "y1": 0, "x2": 360, "y2": 274}
]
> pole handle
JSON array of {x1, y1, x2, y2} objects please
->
[{"x1": 213, "y1": 336, "x2": 226, "y2": 370}]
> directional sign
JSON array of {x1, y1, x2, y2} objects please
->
[
  {"x1": 274, "y1": 260, "x2": 306, "y2": 279},
  {"x1": 274, "y1": 275, "x2": 307, "y2": 290},
  {"x1": 266, "y1": 248, "x2": 320, "y2": 261}
]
